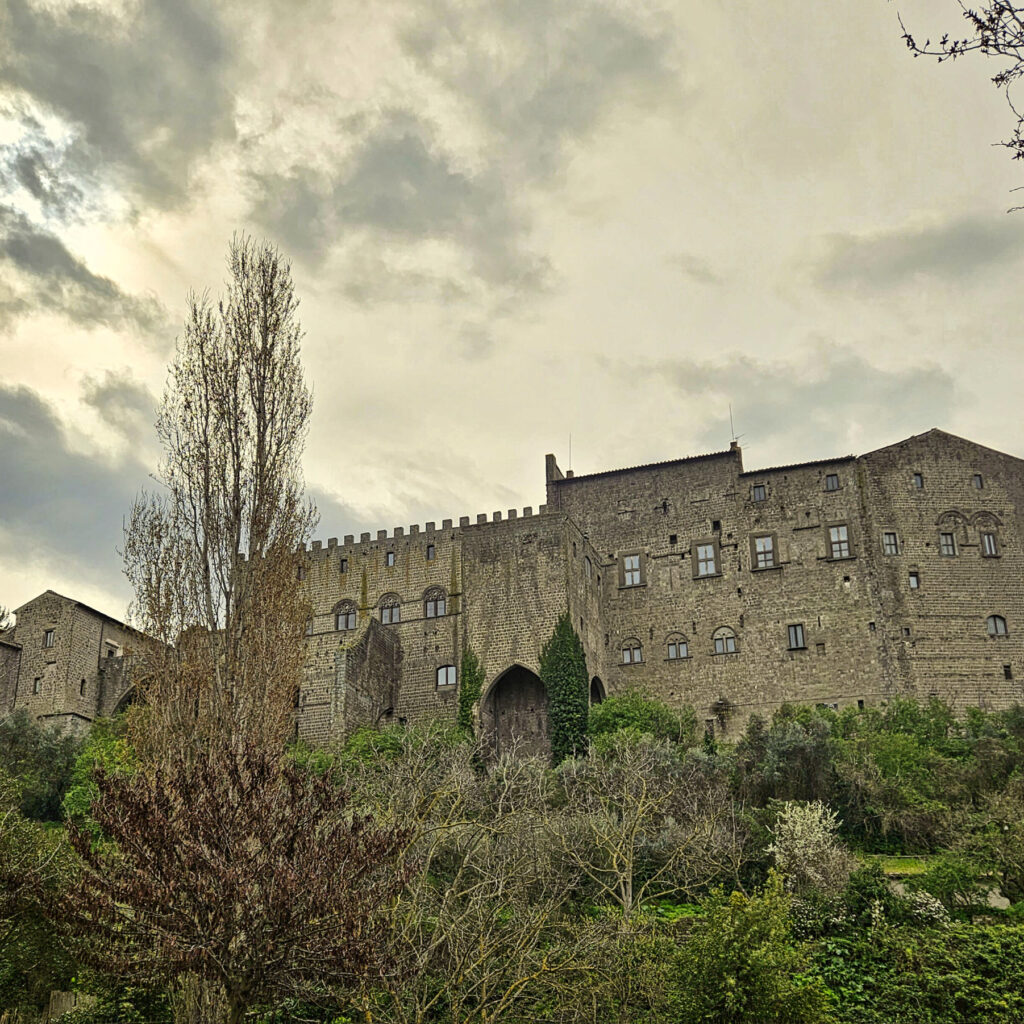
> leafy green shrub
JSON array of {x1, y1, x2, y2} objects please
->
[
  {"x1": 669, "y1": 872, "x2": 836, "y2": 1023},
  {"x1": 61, "y1": 718, "x2": 137, "y2": 830},
  {"x1": 909, "y1": 853, "x2": 990, "y2": 921},
  {"x1": 589, "y1": 690, "x2": 696, "y2": 749},
  {"x1": 540, "y1": 612, "x2": 589, "y2": 764},
  {"x1": 0, "y1": 709, "x2": 82, "y2": 821},
  {"x1": 456, "y1": 646, "x2": 485, "y2": 735}
]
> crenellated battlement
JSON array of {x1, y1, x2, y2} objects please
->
[{"x1": 295, "y1": 504, "x2": 552, "y2": 558}]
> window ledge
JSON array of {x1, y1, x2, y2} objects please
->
[
  {"x1": 712, "y1": 650, "x2": 740, "y2": 657},
  {"x1": 694, "y1": 572, "x2": 723, "y2": 580},
  {"x1": 788, "y1": 646, "x2": 807, "y2": 653},
  {"x1": 617, "y1": 582, "x2": 647, "y2": 590},
  {"x1": 750, "y1": 564, "x2": 783, "y2": 573},
  {"x1": 823, "y1": 555, "x2": 856, "y2": 562}
]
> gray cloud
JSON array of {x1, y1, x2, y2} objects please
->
[
  {"x1": 0, "y1": 384, "x2": 149, "y2": 601},
  {"x1": 0, "y1": 0, "x2": 235, "y2": 212},
  {"x1": 666, "y1": 252, "x2": 724, "y2": 285},
  {"x1": 0, "y1": 205, "x2": 170, "y2": 339},
  {"x1": 250, "y1": 0, "x2": 677, "y2": 304},
  {"x1": 638, "y1": 343, "x2": 962, "y2": 461},
  {"x1": 82, "y1": 370, "x2": 156, "y2": 441},
  {"x1": 816, "y1": 214, "x2": 1024, "y2": 290}
]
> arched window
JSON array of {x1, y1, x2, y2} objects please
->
[
  {"x1": 666, "y1": 633, "x2": 688, "y2": 660},
  {"x1": 987, "y1": 614, "x2": 1008, "y2": 636},
  {"x1": 436, "y1": 664, "x2": 457, "y2": 688},
  {"x1": 713, "y1": 626, "x2": 738, "y2": 654},
  {"x1": 424, "y1": 587, "x2": 447, "y2": 618},
  {"x1": 622, "y1": 638, "x2": 643, "y2": 664},
  {"x1": 379, "y1": 595, "x2": 401, "y2": 625},
  {"x1": 334, "y1": 600, "x2": 357, "y2": 631},
  {"x1": 584, "y1": 555, "x2": 593, "y2": 579}
]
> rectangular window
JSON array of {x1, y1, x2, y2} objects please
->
[
  {"x1": 622, "y1": 554, "x2": 641, "y2": 587},
  {"x1": 436, "y1": 665, "x2": 457, "y2": 687},
  {"x1": 622, "y1": 644, "x2": 642, "y2": 664},
  {"x1": 304, "y1": 619, "x2": 313, "y2": 636},
  {"x1": 913, "y1": 473, "x2": 924, "y2": 489},
  {"x1": 714, "y1": 634, "x2": 737, "y2": 655},
  {"x1": 753, "y1": 535, "x2": 775, "y2": 569},
  {"x1": 828, "y1": 525, "x2": 851, "y2": 559},
  {"x1": 696, "y1": 543, "x2": 717, "y2": 577},
  {"x1": 339, "y1": 557, "x2": 348, "y2": 573},
  {"x1": 1005, "y1": 664, "x2": 1014, "y2": 681},
  {"x1": 816, "y1": 642, "x2": 826, "y2": 656},
  {"x1": 386, "y1": 551, "x2": 395, "y2": 567},
  {"x1": 882, "y1": 532, "x2": 899, "y2": 555},
  {"x1": 426, "y1": 544, "x2": 435, "y2": 560},
  {"x1": 939, "y1": 532, "x2": 957, "y2": 556},
  {"x1": 381, "y1": 605, "x2": 400, "y2": 624},
  {"x1": 43, "y1": 629, "x2": 54, "y2": 648},
  {"x1": 667, "y1": 640, "x2": 688, "y2": 660},
  {"x1": 824, "y1": 473, "x2": 839, "y2": 492},
  {"x1": 909, "y1": 571, "x2": 920, "y2": 589},
  {"x1": 788, "y1": 623, "x2": 805, "y2": 650},
  {"x1": 982, "y1": 532, "x2": 999, "y2": 557},
  {"x1": 32, "y1": 678, "x2": 41, "y2": 695},
  {"x1": 973, "y1": 474, "x2": 984, "y2": 489},
  {"x1": 296, "y1": 565, "x2": 306, "y2": 581},
  {"x1": 752, "y1": 484, "x2": 766, "y2": 502},
  {"x1": 338, "y1": 611, "x2": 356, "y2": 630}
]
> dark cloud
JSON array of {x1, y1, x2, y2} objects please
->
[
  {"x1": 816, "y1": 214, "x2": 1024, "y2": 290},
  {"x1": 0, "y1": 0, "x2": 235, "y2": 212},
  {"x1": 638, "y1": 343, "x2": 962, "y2": 462},
  {"x1": 0, "y1": 205, "x2": 170, "y2": 340},
  {"x1": 0, "y1": 384, "x2": 149, "y2": 600},
  {"x1": 82, "y1": 370, "x2": 156, "y2": 441}
]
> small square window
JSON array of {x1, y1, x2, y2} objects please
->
[
  {"x1": 787, "y1": 623, "x2": 805, "y2": 650},
  {"x1": 436, "y1": 664, "x2": 457, "y2": 687},
  {"x1": 426, "y1": 544, "x2": 435, "y2": 561},
  {"x1": 903, "y1": 627, "x2": 912, "y2": 637},
  {"x1": 982, "y1": 532, "x2": 998, "y2": 557},
  {"x1": 909, "y1": 571, "x2": 920, "y2": 589},
  {"x1": 868, "y1": 621, "x2": 876, "y2": 632},
  {"x1": 339, "y1": 557, "x2": 348, "y2": 573},
  {"x1": 939, "y1": 532, "x2": 957, "y2": 556},
  {"x1": 386, "y1": 551, "x2": 395, "y2": 567},
  {"x1": 913, "y1": 473, "x2": 924, "y2": 489},
  {"x1": 669, "y1": 534, "x2": 678, "y2": 545},
  {"x1": 882, "y1": 532, "x2": 898, "y2": 555},
  {"x1": 752, "y1": 484, "x2": 766, "y2": 502},
  {"x1": 824, "y1": 473, "x2": 839, "y2": 492},
  {"x1": 973, "y1": 474, "x2": 984, "y2": 490}
]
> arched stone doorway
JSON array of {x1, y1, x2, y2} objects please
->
[
  {"x1": 590, "y1": 676, "x2": 605, "y2": 705},
  {"x1": 112, "y1": 687, "x2": 141, "y2": 716},
  {"x1": 484, "y1": 665, "x2": 549, "y2": 757}
]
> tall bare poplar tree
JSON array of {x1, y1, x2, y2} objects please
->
[{"x1": 123, "y1": 235, "x2": 317, "y2": 755}]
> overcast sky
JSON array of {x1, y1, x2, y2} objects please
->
[{"x1": 2, "y1": 0, "x2": 1023, "y2": 618}]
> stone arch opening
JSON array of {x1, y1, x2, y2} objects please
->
[
  {"x1": 112, "y1": 687, "x2": 141, "y2": 716},
  {"x1": 483, "y1": 665, "x2": 549, "y2": 757},
  {"x1": 590, "y1": 676, "x2": 605, "y2": 705}
]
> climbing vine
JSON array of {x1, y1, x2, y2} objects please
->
[
  {"x1": 540, "y1": 613, "x2": 589, "y2": 764},
  {"x1": 457, "y1": 647, "x2": 485, "y2": 735}
]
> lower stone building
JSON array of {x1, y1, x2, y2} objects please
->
[
  {"x1": 0, "y1": 591, "x2": 140, "y2": 734},
  {"x1": 296, "y1": 428, "x2": 1024, "y2": 751}
]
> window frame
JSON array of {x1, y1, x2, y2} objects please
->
[
  {"x1": 913, "y1": 472, "x2": 924, "y2": 489},
  {"x1": 424, "y1": 588, "x2": 447, "y2": 619},
  {"x1": 619, "y1": 552, "x2": 644, "y2": 588},
  {"x1": 42, "y1": 629, "x2": 54, "y2": 649},
  {"x1": 712, "y1": 627, "x2": 737, "y2": 655},
  {"x1": 426, "y1": 543, "x2": 436, "y2": 561},
  {"x1": 827, "y1": 523, "x2": 852, "y2": 560},
  {"x1": 335, "y1": 603, "x2": 357, "y2": 631},
  {"x1": 981, "y1": 531, "x2": 999, "y2": 557},
  {"x1": 882, "y1": 531, "x2": 899, "y2": 556},
  {"x1": 385, "y1": 551, "x2": 396, "y2": 567},
  {"x1": 752, "y1": 533, "x2": 776, "y2": 570},
  {"x1": 973, "y1": 473, "x2": 984, "y2": 490},
  {"x1": 909, "y1": 570, "x2": 920, "y2": 590},
  {"x1": 787, "y1": 623, "x2": 806, "y2": 650},
  {"x1": 824, "y1": 473, "x2": 840, "y2": 492},
  {"x1": 436, "y1": 664, "x2": 457, "y2": 688},
  {"x1": 380, "y1": 597, "x2": 401, "y2": 625},
  {"x1": 938, "y1": 532, "x2": 958, "y2": 557},
  {"x1": 666, "y1": 635, "x2": 688, "y2": 661},
  {"x1": 987, "y1": 614, "x2": 1009, "y2": 637},
  {"x1": 694, "y1": 539, "x2": 719, "y2": 578},
  {"x1": 751, "y1": 483, "x2": 767, "y2": 503},
  {"x1": 621, "y1": 639, "x2": 643, "y2": 664}
]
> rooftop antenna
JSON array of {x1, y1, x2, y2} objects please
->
[
  {"x1": 568, "y1": 432, "x2": 572, "y2": 473},
  {"x1": 729, "y1": 404, "x2": 744, "y2": 446}
]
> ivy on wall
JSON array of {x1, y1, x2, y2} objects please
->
[
  {"x1": 457, "y1": 647, "x2": 485, "y2": 735},
  {"x1": 540, "y1": 613, "x2": 589, "y2": 764}
]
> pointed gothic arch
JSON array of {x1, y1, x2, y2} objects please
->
[{"x1": 481, "y1": 664, "x2": 549, "y2": 757}]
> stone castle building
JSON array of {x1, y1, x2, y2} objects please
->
[{"x1": 5, "y1": 428, "x2": 1024, "y2": 751}]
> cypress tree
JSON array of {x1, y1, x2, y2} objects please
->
[
  {"x1": 457, "y1": 647, "x2": 485, "y2": 735},
  {"x1": 540, "y1": 612, "x2": 589, "y2": 764}
]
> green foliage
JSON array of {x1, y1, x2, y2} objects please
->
[
  {"x1": 457, "y1": 646, "x2": 485, "y2": 735},
  {"x1": 909, "y1": 853, "x2": 990, "y2": 922},
  {"x1": 540, "y1": 612, "x2": 589, "y2": 764},
  {"x1": 670, "y1": 872, "x2": 836, "y2": 1023},
  {"x1": 56, "y1": 984, "x2": 172, "y2": 1024},
  {"x1": 0, "y1": 709, "x2": 82, "y2": 821},
  {"x1": 815, "y1": 925, "x2": 1024, "y2": 1023},
  {"x1": 588, "y1": 690, "x2": 696, "y2": 750},
  {"x1": 61, "y1": 718, "x2": 137, "y2": 831}
]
